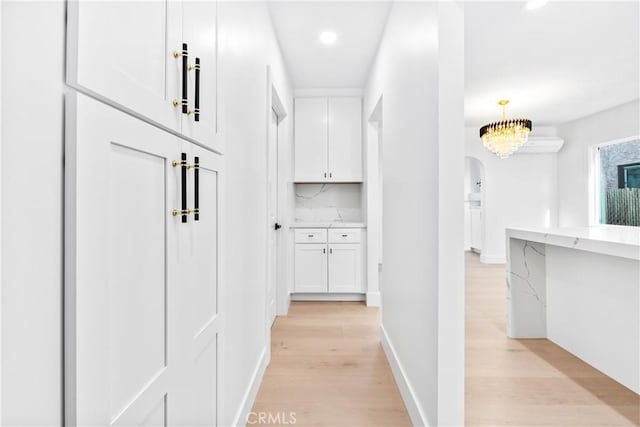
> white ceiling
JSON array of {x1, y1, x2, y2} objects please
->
[
  {"x1": 268, "y1": 1, "x2": 392, "y2": 88},
  {"x1": 465, "y1": 1, "x2": 640, "y2": 127},
  {"x1": 268, "y1": 1, "x2": 639, "y2": 126}
]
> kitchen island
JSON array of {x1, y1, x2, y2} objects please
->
[{"x1": 506, "y1": 226, "x2": 640, "y2": 394}]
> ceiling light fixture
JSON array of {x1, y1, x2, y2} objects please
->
[
  {"x1": 479, "y1": 100, "x2": 532, "y2": 159},
  {"x1": 319, "y1": 31, "x2": 337, "y2": 45},
  {"x1": 525, "y1": 0, "x2": 549, "y2": 11}
]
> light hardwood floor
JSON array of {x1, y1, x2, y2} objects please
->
[
  {"x1": 251, "y1": 301, "x2": 412, "y2": 427},
  {"x1": 465, "y1": 251, "x2": 640, "y2": 426},
  {"x1": 252, "y1": 253, "x2": 639, "y2": 426}
]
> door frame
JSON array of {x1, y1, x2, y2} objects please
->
[
  {"x1": 365, "y1": 95, "x2": 383, "y2": 307},
  {"x1": 0, "y1": 1, "x2": 3, "y2": 419},
  {"x1": 264, "y1": 66, "x2": 288, "y2": 363}
]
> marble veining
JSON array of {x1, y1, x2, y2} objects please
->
[
  {"x1": 294, "y1": 183, "x2": 363, "y2": 223},
  {"x1": 507, "y1": 226, "x2": 640, "y2": 260},
  {"x1": 507, "y1": 238, "x2": 547, "y2": 338}
]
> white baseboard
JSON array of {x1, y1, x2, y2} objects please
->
[
  {"x1": 277, "y1": 291, "x2": 291, "y2": 316},
  {"x1": 366, "y1": 291, "x2": 381, "y2": 307},
  {"x1": 291, "y1": 293, "x2": 365, "y2": 302},
  {"x1": 480, "y1": 253, "x2": 506, "y2": 264},
  {"x1": 380, "y1": 325, "x2": 430, "y2": 427},
  {"x1": 231, "y1": 347, "x2": 268, "y2": 427}
]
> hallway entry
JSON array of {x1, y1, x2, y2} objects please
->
[{"x1": 251, "y1": 302, "x2": 411, "y2": 426}]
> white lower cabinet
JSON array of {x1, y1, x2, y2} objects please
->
[
  {"x1": 294, "y1": 229, "x2": 363, "y2": 293},
  {"x1": 294, "y1": 243, "x2": 328, "y2": 293},
  {"x1": 328, "y1": 244, "x2": 362, "y2": 292},
  {"x1": 65, "y1": 93, "x2": 221, "y2": 426},
  {"x1": 470, "y1": 207, "x2": 482, "y2": 252}
]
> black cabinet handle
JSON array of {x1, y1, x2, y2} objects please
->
[
  {"x1": 329, "y1": 248, "x2": 333, "y2": 254},
  {"x1": 180, "y1": 152, "x2": 188, "y2": 222},
  {"x1": 323, "y1": 248, "x2": 326, "y2": 254},
  {"x1": 194, "y1": 58, "x2": 201, "y2": 122},
  {"x1": 180, "y1": 43, "x2": 188, "y2": 114},
  {"x1": 275, "y1": 223, "x2": 282, "y2": 230},
  {"x1": 171, "y1": 153, "x2": 189, "y2": 222},
  {"x1": 193, "y1": 156, "x2": 200, "y2": 221},
  {"x1": 342, "y1": 234, "x2": 348, "y2": 237}
]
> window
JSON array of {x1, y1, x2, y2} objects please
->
[{"x1": 595, "y1": 138, "x2": 640, "y2": 226}]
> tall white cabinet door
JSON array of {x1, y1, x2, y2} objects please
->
[
  {"x1": 328, "y1": 98, "x2": 362, "y2": 182},
  {"x1": 65, "y1": 93, "x2": 178, "y2": 426},
  {"x1": 328, "y1": 244, "x2": 362, "y2": 292},
  {"x1": 295, "y1": 98, "x2": 328, "y2": 181},
  {"x1": 294, "y1": 244, "x2": 328, "y2": 293},
  {"x1": 181, "y1": 0, "x2": 221, "y2": 152},
  {"x1": 67, "y1": 0, "x2": 182, "y2": 132},
  {"x1": 171, "y1": 142, "x2": 222, "y2": 426}
]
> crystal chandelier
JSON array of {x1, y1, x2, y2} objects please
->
[{"x1": 479, "y1": 100, "x2": 532, "y2": 159}]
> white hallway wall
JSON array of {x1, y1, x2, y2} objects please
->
[
  {"x1": 217, "y1": 2, "x2": 293, "y2": 425},
  {"x1": 464, "y1": 127, "x2": 559, "y2": 263},
  {"x1": 363, "y1": 2, "x2": 464, "y2": 425},
  {"x1": 556, "y1": 100, "x2": 640, "y2": 227},
  {"x1": 1, "y1": 2, "x2": 65, "y2": 424}
]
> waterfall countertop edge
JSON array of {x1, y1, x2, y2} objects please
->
[{"x1": 507, "y1": 226, "x2": 640, "y2": 261}]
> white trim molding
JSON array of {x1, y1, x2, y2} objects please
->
[
  {"x1": 231, "y1": 347, "x2": 268, "y2": 427},
  {"x1": 480, "y1": 253, "x2": 506, "y2": 264},
  {"x1": 291, "y1": 293, "x2": 365, "y2": 302},
  {"x1": 366, "y1": 291, "x2": 381, "y2": 307},
  {"x1": 380, "y1": 325, "x2": 430, "y2": 427}
]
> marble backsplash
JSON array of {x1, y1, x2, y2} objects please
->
[{"x1": 294, "y1": 183, "x2": 363, "y2": 223}]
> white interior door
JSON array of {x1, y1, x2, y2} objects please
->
[
  {"x1": 67, "y1": 0, "x2": 182, "y2": 132},
  {"x1": 65, "y1": 93, "x2": 178, "y2": 426},
  {"x1": 181, "y1": 0, "x2": 220, "y2": 151},
  {"x1": 294, "y1": 97, "x2": 328, "y2": 181},
  {"x1": 328, "y1": 244, "x2": 362, "y2": 292},
  {"x1": 294, "y1": 244, "x2": 328, "y2": 293},
  {"x1": 267, "y1": 109, "x2": 279, "y2": 326},
  {"x1": 328, "y1": 97, "x2": 362, "y2": 182}
]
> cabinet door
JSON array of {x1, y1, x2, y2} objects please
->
[
  {"x1": 67, "y1": 0, "x2": 182, "y2": 132},
  {"x1": 328, "y1": 244, "x2": 362, "y2": 292},
  {"x1": 294, "y1": 98, "x2": 328, "y2": 182},
  {"x1": 65, "y1": 93, "x2": 179, "y2": 426},
  {"x1": 181, "y1": 0, "x2": 222, "y2": 152},
  {"x1": 328, "y1": 97, "x2": 362, "y2": 182},
  {"x1": 470, "y1": 209, "x2": 482, "y2": 250},
  {"x1": 171, "y1": 142, "x2": 222, "y2": 426},
  {"x1": 294, "y1": 244, "x2": 328, "y2": 293}
]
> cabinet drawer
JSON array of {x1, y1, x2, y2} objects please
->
[
  {"x1": 295, "y1": 229, "x2": 328, "y2": 243},
  {"x1": 328, "y1": 229, "x2": 361, "y2": 243}
]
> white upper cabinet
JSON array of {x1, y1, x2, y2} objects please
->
[
  {"x1": 180, "y1": 0, "x2": 220, "y2": 151},
  {"x1": 294, "y1": 98, "x2": 328, "y2": 182},
  {"x1": 294, "y1": 97, "x2": 362, "y2": 182},
  {"x1": 328, "y1": 98, "x2": 362, "y2": 182},
  {"x1": 67, "y1": 0, "x2": 221, "y2": 152}
]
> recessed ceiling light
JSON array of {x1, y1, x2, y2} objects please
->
[
  {"x1": 319, "y1": 31, "x2": 337, "y2": 45},
  {"x1": 525, "y1": 0, "x2": 549, "y2": 10}
]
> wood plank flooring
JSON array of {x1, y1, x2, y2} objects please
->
[
  {"x1": 465, "y1": 251, "x2": 640, "y2": 426},
  {"x1": 252, "y1": 253, "x2": 639, "y2": 426},
  {"x1": 251, "y1": 301, "x2": 412, "y2": 427}
]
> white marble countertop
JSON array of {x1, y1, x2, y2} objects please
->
[
  {"x1": 289, "y1": 222, "x2": 367, "y2": 229},
  {"x1": 507, "y1": 226, "x2": 640, "y2": 260}
]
